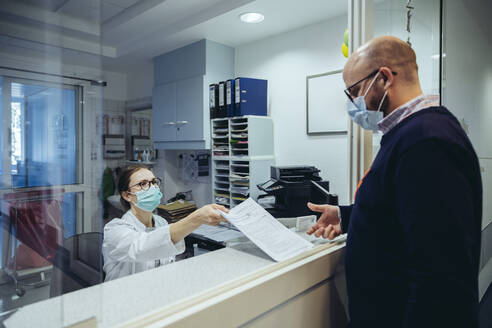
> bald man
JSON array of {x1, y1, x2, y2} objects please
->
[{"x1": 307, "y1": 36, "x2": 482, "y2": 327}]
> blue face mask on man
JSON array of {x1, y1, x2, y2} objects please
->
[
  {"x1": 346, "y1": 71, "x2": 388, "y2": 132},
  {"x1": 130, "y1": 185, "x2": 162, "y2": 212}
]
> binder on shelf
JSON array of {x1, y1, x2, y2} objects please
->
[
  {"x1": 234, "y1": 77, "x2": 267, "y2": 117},
  {"x1": 217, "y1": 81, "x2": 227, "y2": 118},
  {"x1": 209, "y1": 84, "x2": 219, "y2": 119},
  {"x1": 226, "y1": 79, "x2": 235, "y2": 117}
]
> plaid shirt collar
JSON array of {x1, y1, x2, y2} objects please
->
[{"x1": 377, "y1": 94, "x2": 440, "y2": 134}]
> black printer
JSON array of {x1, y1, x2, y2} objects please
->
[{"x1": 257, "y1": 166, "x2": 338, "y2": 217}]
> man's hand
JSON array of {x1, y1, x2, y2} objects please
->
[{"x1": 306, "y1": 202, "x2": 342, "y2": 240}]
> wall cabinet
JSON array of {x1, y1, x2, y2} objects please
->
[
  {"x1": 153, "y1": 76, "x2": 204, "y2": 144},
  {"x1": 152, "y1": 39, "x2": 234, "y2": 150},
  {"x1": 153, "y1": 82, "x2": 177, "y2": 142},
  {"x1": 176, "y1": 76, "x2": 204, "y2": 141}
]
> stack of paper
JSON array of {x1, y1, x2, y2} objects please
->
[
  {"x1": 230, "y1": 186, "x2": 249, "y2": 195},
  {"x1": 217, "y1": 198, "x2": 314, "y2": 262},
  {"x1": 231, "y1": 133, "x2": 248, "y2": 138},
  {"x1": 230, "y1": 173, "x2": 249, "y2": 187},
  {"x1": 215, "y1": 196, "x2": 229, "y2": 205},
  {"x1": 230, "y1": 173, "x2": 249, "y2": 180},
  {"x1": 157, "y1": 200, "x2": 197, "y2": 223},
  {"x1": 214, "y1": 191, "x2": 230, "y2": 198},
  {"x1": 231, "y1": 163, "x2": 249, "y2": 168}
]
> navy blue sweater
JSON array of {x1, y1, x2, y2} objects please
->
[{"x1": 340, "y1": 106, "x2": 482, "y2": 328}]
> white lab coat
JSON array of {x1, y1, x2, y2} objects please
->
[{"x1": 102, "y1": 210, "x2": 185, "y2": 281}]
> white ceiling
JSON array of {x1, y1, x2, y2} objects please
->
[
  {"x1": 0, "y1": 0, "x2": 348, "y2": 72},
  {"x1": 113, "y1": 0, "x2": 347, "y2": 60},
  {"x1": 14, "y1": 0, "x2": 142, "y2": 23}
]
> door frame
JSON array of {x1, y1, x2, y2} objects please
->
[{"x1": 347, "y1": 0, "x2": 374, "y2": 202}]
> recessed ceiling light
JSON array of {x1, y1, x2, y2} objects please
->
[{"x1": 239, "y1": 12, "x2": 264, "y2": 24}]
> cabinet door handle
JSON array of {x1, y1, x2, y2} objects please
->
[
  {"x1": 176, "y1": 121, "x2": 188, "y2": 125},
  {"x1": 161, "y1": 122, "x2": 176, "y2": 126}
]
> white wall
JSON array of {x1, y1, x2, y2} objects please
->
[
  {"x1": 235, "y1": 16, "x2": 350, "y2": 204},
  {"x1": 124, "y1": 60, "x2": 154, "y2": 100},
  {"x1": 442, "y1": 0, "x2": 492, "y2": 230},
  {"x1": 153, "y1": 150, "x2": 212, "y2": 207},
  {"x1": 101, "y1": 70, "x2": 127, "y2": 101}
]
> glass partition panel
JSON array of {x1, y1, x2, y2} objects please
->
[
  {"x1": 0, "y1": 0, "x2": 353, "y2": 326},
  {"x1": 442, "y1": 0, "x2": 492, "y2": 300},
  {"x1": 371, "y1": 0, "x2": 441, "y2": 158},
  {"x1": 369, "y1": 0, "x2": 491, "y2": 304},
  {"x1": 0, "y1": 0, "x2": 104, "y2": 326},
  {"x1": 374, "y1": 0, "x2": 441, "y2": 95}
]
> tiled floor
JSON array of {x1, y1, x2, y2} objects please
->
[{"x1": 480, "y1": 283, "x2": 492, "y2": 328}]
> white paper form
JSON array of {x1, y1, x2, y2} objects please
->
[
  {"x1": 218, "y1": 198, "x2": 314, "y2": 261},
  {"x1": 193, "y1": 225, "x2": 244, "y2": 242}
]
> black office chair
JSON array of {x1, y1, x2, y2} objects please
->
[{"x1": 50, "y1": 232, "x2": 105, "y2": 297}]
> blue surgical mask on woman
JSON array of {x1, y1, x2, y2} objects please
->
[
  {"x1": 346, "y1": 71, "x2": 388, "y2": 132},
  {"x1": 130, "y1": 185, "x2": 162, "y2": 212}
]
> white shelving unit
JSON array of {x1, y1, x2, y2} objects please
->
[{"x1": 211, "y1": 116, "x2": 275, "y2": 208}]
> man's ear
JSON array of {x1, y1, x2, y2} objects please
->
[{"x1": 380, "y1": 67, "x2": 394, "y2": 89}]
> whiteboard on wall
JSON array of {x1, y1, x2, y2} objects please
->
[{"x1": 306, "y1": 69, "x2": 348, "y2": 135}]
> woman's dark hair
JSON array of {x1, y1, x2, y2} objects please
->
[{"x1": 118, "y1": 164, "x2": 150, "y2": 210}]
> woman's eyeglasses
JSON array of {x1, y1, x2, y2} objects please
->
[{"x1": 128, "y1": 177, "x2": 162, "y2": 191}]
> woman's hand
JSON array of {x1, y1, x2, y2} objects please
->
[
  {"x1": 306, "y1": 202, "x2": 342, "y2": 240},
  {"x1": 169, "y1": 204, "x2": 229, "y2": 244},
  {"x1": 192, "y1": 204, "x2": 229, "y2": 226}
]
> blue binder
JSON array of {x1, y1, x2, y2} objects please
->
[
  {"x1": 226, "y1": 79, "x2": 235, "y2": 117},
  {"x1": 217, "y1": 81, "x2": 227, "y2": 118},
  {"x1": 234, "y1": 77, "x2": 267, "y2": 116},
  {"x1": 209, "y1": 84, "x2": 219, "y2": 119}
]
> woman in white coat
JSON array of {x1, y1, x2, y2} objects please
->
[{"x1": 102, "y1": 165, "x2": 228, "y2": 281}]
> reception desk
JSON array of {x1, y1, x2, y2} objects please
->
[{"x1": 4, "y1": 235, "x2": 347, "y2": 328}]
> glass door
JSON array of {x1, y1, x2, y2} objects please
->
[
  {"x1": 9, "y1": 81, "x2": 79, "y2": 188},
  {"x1": 348, "y1": 0, "x2": 441, "y2": 197},
  {"x1": 1, "y1": 77, "x2": 83, "y2": 238},
  {"x1": 0, "y1": 75, "x2": 87, "y2": 311}
]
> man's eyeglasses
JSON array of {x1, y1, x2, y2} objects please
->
[
  {"x1": 128, "y1": 177, "x2": 162, "y2": 191},
  {"x1": 344, "y1": 69, "x2": 397, "y2": 103}
]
